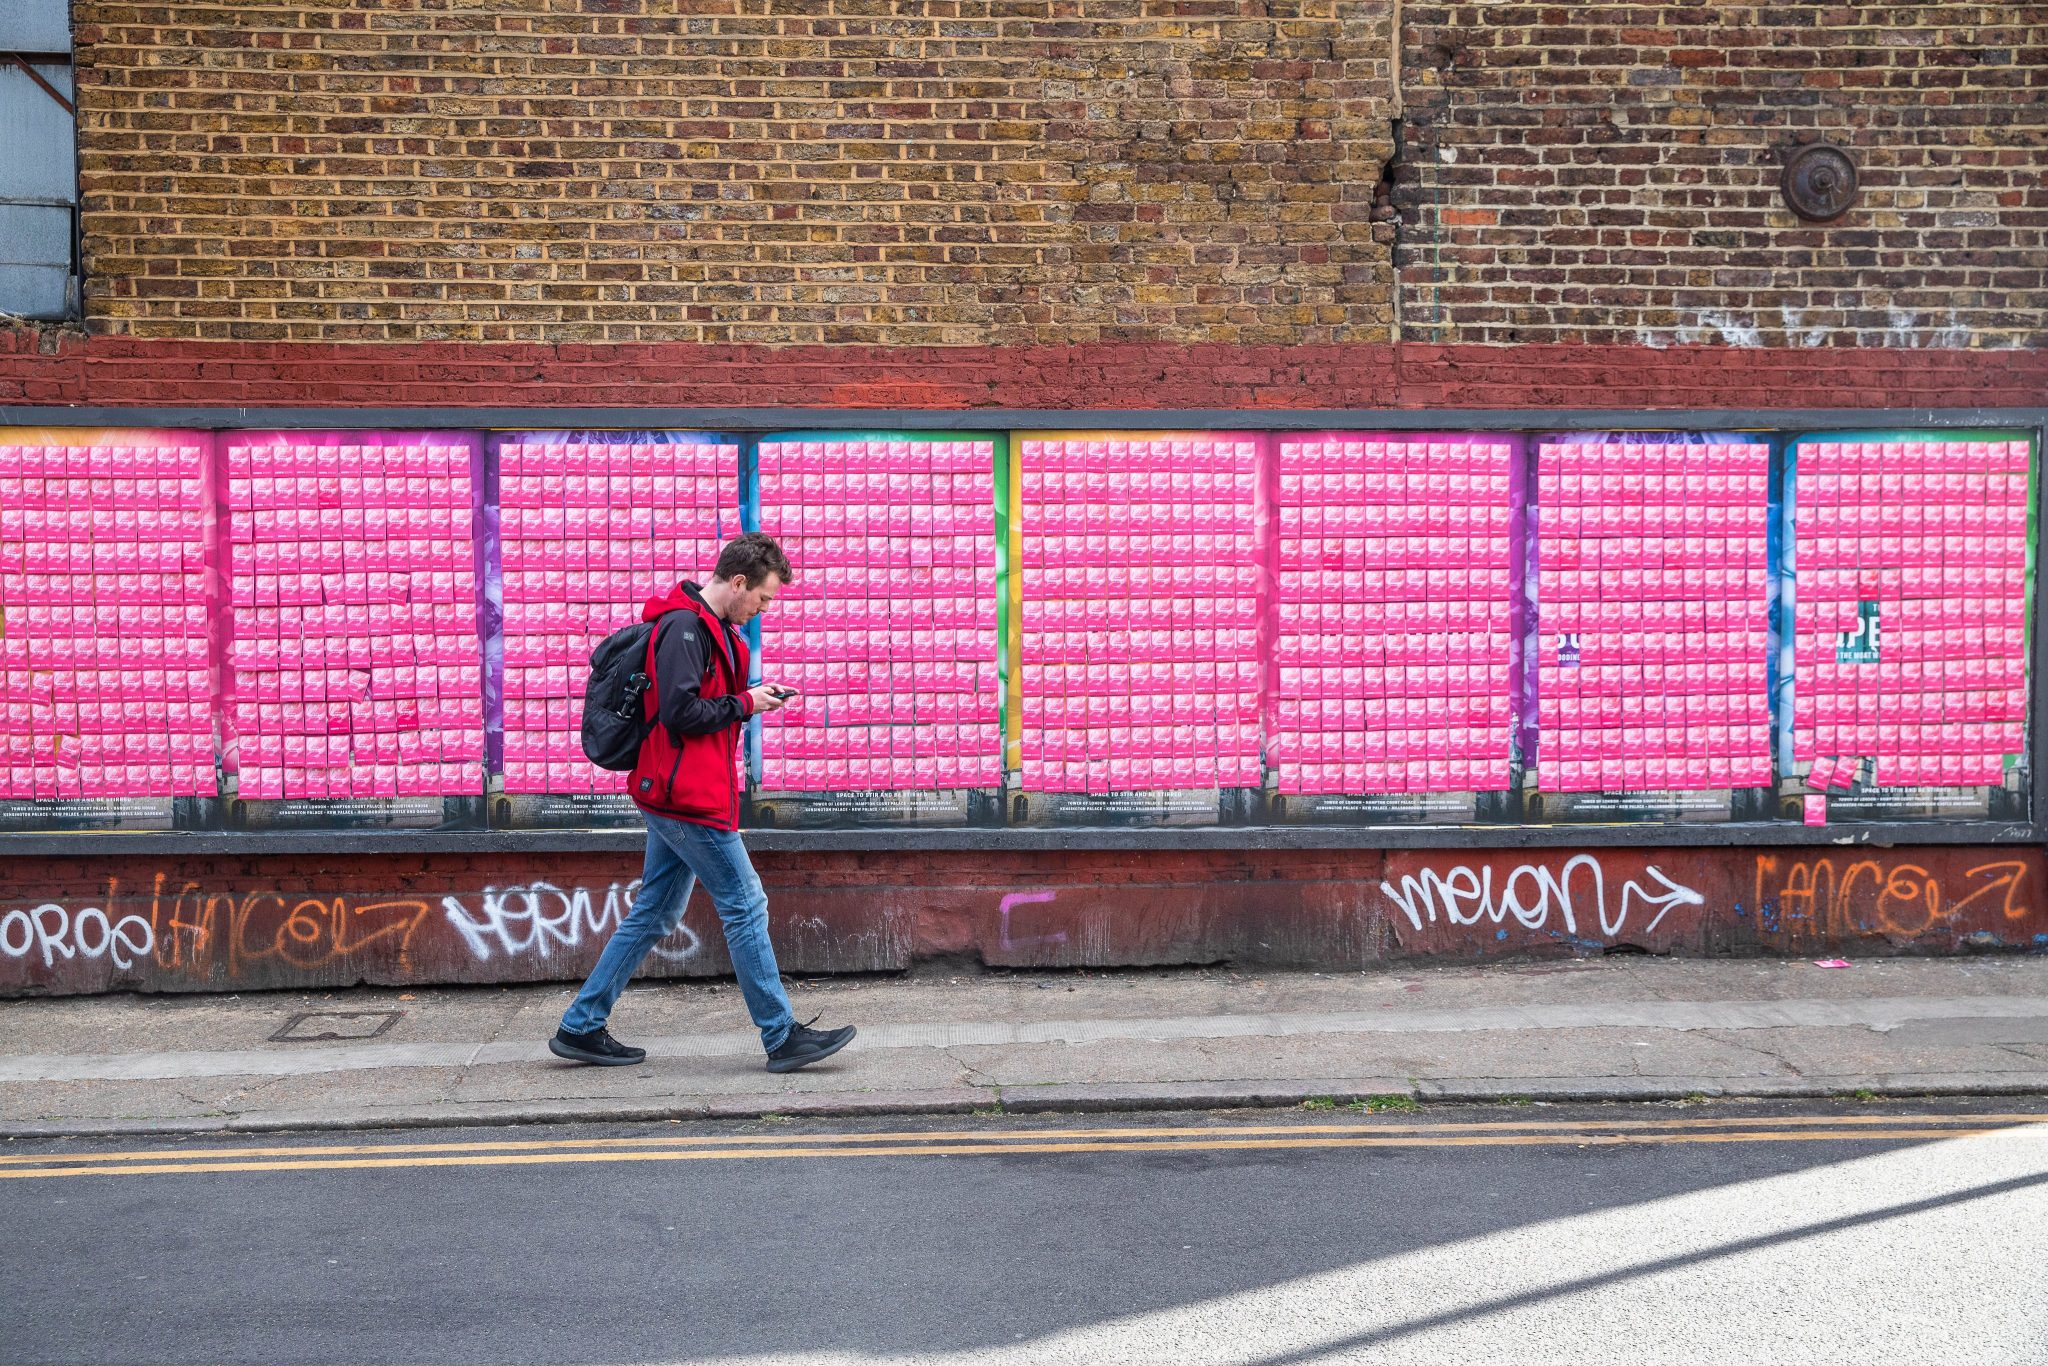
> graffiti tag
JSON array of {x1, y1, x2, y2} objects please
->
[
  {"x1": 997, "y1": 890, "x2": 1067, "y2": 951},
  {"x1": 1379, "y1": 855, "x2": 1704, "y2": 939},
  {"x1": 1752, "y1": 857, "x2": 2031, "y2": 939},
  {"x1": 440, "y1": 880, "x2": 699, "y2": 964},
  {"x1": 155, "y1": 885, "x2": 436, "y2": 977},
  {"x1": 0, "y1": 901, "x2": 155, "y2": 971}
]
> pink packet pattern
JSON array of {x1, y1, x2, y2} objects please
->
[
  {"x1": 498, "y1": 437, "x2": 740, "y2": 796},
  {"x1": 1534, "y1": 440, "x2": 1771, "y2": 794},
  {"x1": 1018, "y1": 435, "x2": 1261, "y2": 793},
  {"x1": 756, "y1": 436, "x2": 1001, "y2": 793},
  {"x1": 228, "y1": 436, "x2": 483, "y2": 800},
  {"x1": 1273, "y1": 436, "x2": 1514, "y2": 796},
  {"x1": 1791, "y1": 437, "x2": 2031, "y2": 790},
  {"x1": 0, "y1": 436, "x2": 213, "y2": 800}
]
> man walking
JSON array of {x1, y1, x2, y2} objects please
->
[{"x1": 550, "y1": 533, "x2": 856, "y2": 1073}]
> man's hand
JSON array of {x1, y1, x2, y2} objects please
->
[{"x1": 747, "y1": 684, "x2": 796, "y2": 714}]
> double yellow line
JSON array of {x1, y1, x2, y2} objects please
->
[{"x1": 4, "y1": 1112, "x2": 2045, "y2": 1182}]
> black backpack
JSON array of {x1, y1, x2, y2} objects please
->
[{"x1": 581, "y1": 617, "x2": 668, "y2": 770}]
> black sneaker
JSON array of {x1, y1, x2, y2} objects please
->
[
  {"x1": 766, "y1": 1018, "x2": 856, "y2": 1073},
  {"x1": 549, "y1": 1026, "x2": 647, "y2": 1067}
]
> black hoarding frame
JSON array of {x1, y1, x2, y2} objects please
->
[{"x1": 2, "y1": 403, "x2": 2042, "y2": 856}]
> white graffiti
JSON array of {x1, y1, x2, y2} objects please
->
[
  {"x1": 440, "y1": 880, "x2": 700, "y2": 964},
  {"x1": 1639, "y1": 304, "x2": 2003, "y2": 352},
  {"x1": 1881, "y1": 306, "x2": 1971, "y2": 351},
  {"x1": 1777, "y1": 304, "x2": 1830, "y2": 349},
  {"x1": 1378, "y1": 855, "x2": 1704, "y2": 940},
  {"x1": 0, "y1": 901, "x2": 154, "y2": 971},
  {"x1": 1690, "y1": 308, "x2": 1763, "y2": 348}
]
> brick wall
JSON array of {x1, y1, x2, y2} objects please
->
[
  {"x1": 72, "y1": 0, "x2": 1395, "y2": 345},
  {"x1": 6, "y1": 2, "x2": 2035, "y2": 392},
  {"x1": 8, "y1": 330, "x2": 2048, "y2": 410},
  {"x1": 1393, "y1": 4, "x2": 2047, "y2": 348}
]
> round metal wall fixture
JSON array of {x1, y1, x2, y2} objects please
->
[{"x1": 1781, "y1": 142, "x2": 1858, "y2": 222}]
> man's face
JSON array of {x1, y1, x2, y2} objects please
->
[{"x1": 724, "y1": 572, "x2": 783, "y2": 626}]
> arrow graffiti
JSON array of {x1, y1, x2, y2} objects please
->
[
  {"x1": 1623, "y1": 865, "x2": 1706, "y2": 936},
  {"x1": 1377, "y1": 854, "x2": 1706, "y2": 942}
]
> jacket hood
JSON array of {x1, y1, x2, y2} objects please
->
[
  {"x1": 643, "y1": 579, "x2": 712, "y2": 623},
  {"x1": 642, "y1": 580, "x2": 741, "y2": 674}
]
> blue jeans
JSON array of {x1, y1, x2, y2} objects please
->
[{"x1": 560, "y1": 812, "x2": 796, "y2": 1052}]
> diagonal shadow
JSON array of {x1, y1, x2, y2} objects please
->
[
  {"x1": 1244, "y1": 1167, "x2": 2048, "y2": 1366},
  {"x1": 7, "y1": 1113, "x2": 2046, "y2": 1366}
]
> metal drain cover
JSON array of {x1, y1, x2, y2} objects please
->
[{"x1": 269, "y1": 1010, "x2": 402, "y2": 1043}]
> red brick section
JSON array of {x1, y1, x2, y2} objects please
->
[
  {"x1": 4, "y1": 332, "x2": 2046, "y2": 411},
  {"x1": 1395, "y1": 5, "x2": 2047, "y2": 348}
]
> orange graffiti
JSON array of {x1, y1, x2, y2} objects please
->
[
  {"x1": 1753, "y1": 855, "x2": 2035, "y2": 942},
  {"x1": 1953, "y1": 861, "x2": 2032, "y2": 923},
  {"x1": 149, "y1": 879, "x2": 433, "y2": 978},
  {"x1": 274, "y1": 897, "x2": 434, "y2": 971},
  {"x1": 1874, "y1": 864, "x2": 1937, "y2": 937}
]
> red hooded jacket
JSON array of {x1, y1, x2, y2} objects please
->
[{"x1": 628, "y1": 581, "x2": 754, "y2": 830}]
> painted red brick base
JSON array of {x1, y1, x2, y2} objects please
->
[
  {"x1": 1, "y1": 846, "x2": 2038, "y2": 996},
  {"x1": 4, "y1": 336, "x2": 2045, "y2": 412}
]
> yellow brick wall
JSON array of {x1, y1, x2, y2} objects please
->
[{"x1": 73, "y1": 0, "x2": 1398, "y2": 344}]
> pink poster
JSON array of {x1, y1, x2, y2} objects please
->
[
  {"x1": 756, "y1": 432, "x2": 1002, "y2": 803},
  {"x1": 494, "y1": 432, "x2": 742, "y2": 813},
  {"x1": 1787, "y1": 433, "x2": 2033, "y2": 812},
  {"x1": 0, "y1": 429, "x2": 215, "y2": 825},
  {"x1": 1015, "y1": 431, "x2": 1262, "y2": 816},
  {"x1": 221, "y1": 431, "x2": 485, "y2": 824},
  {"x1": 1532, "y1": 436, "x2": 1772, "y2": 805},
  {"x1": 1268, "y1": 432, "x2": 1517, "y2": 817}
]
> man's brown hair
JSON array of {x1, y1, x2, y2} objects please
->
[{"x1": 713, "y1": 533, "x2": 793, "y2": 586}]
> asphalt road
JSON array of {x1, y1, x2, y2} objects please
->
[{"x1": 4, "y1": 1100, "x2": 2045, "y2": 1366}]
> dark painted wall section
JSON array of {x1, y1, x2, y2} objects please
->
[{"x1": 1, "y1": 846, "x2": 2039, "y2": 996}]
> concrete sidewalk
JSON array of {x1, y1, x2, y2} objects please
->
[{"x1": 3, "y1": 955, "x2": 2046, "y2": 1137}]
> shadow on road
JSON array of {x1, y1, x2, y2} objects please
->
[{"x1": 3, "y1": 1102, "x2": 2044, "y2": 1365}]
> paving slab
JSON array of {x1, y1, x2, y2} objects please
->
[{"x1": 1, "y1": 956, "x2": 2044, "y2": 1136}]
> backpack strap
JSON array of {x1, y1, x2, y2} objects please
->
[
  {"x1": 640, "y1": 614, "x2": 670, "y2": 723},
  {"x1": 640, "y1": 604, "x2": 727, "y2": 726}
]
